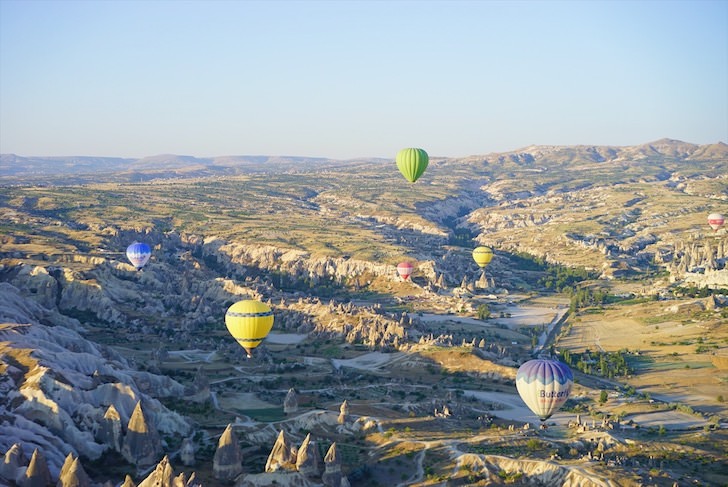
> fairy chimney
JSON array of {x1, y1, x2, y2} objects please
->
[
  {"x1": 59, "y1": 453, "x2": 74, "y2": 479},
  {"x1": 137, "y1": 455, "x2": 175, "y2": 487},
  {"x1": 265, "y1": 429, "x2": 296, "y2": 472},
  {"x1": 477, "y1": 271, "x2": 488, "y2": 289},
  {"x1": 179, "y1": 437, "x2": 195, "y2": 467},
  {"x1": 295, "y1": 433, "x2": 321, "y2": 477},
  {"x1": 57, "y1": 456, "x2": 91, "y2": 487},
  {"x1": 98, "y1": 404, "x2": 123, "y2": 452},
  {"x1": 213, "y1": 424, "x2": 243, "y2": 481},
  {"x1": 185, "y1": 367, "x2": 211, "y2": 402},
  {"x1": 1, "y1": 443, "x2": 26, "y2": 481},
  {"x1": 121, "y1": 401, "x2": 163, "y2": 467},
  {"x1": 22, "y1": 448, "x2": 51, "y2": 487},
  {"x1": 337, "y1": 400, "x2": 349, "y2": 425},
  {"x1": 283, "y1": 388, "x2": 298, "y2": 414},
  {"x1": 120, "y1": 475, "x2": 136, "y2": 487},
  {"x1": 322, "y1": 442, "x2": 349, "y2": 487}
]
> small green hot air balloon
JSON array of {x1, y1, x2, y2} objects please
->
[{"x1": 396, "y1": 148, "x2": 429, "y2": 183}]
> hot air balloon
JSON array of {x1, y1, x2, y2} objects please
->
[
  {"x1": 396, "y1": 148, "x2": 429, "y2": 183},
  {"x1": 126, "y1": 242, "x2": 152, "y2": 271},
  {"x1": 225, "y1": 300, "x2": 275, "y2": 358},
  {"x1": 472, "y1": 246, "x2": 493, "y2": 268},
  {"x1": 516, "y1": 358, "x2": 573, "y2": 422},
  {"x1": 397, "y1": 262, "x2": 414, "y2": 281},
  {"x1": 708, "y1": 213, "x2": 725, "y2": 232}
]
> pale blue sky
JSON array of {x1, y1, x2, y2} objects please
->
[{"x1": 1, "y1": 0, "x2": 726, "y2": 159}]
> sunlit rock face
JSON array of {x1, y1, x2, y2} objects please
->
[
  {"x1": 265, "y1": 429, "x2": 296, "y2": 473},
  {"x1": 22, "y1": 448, "x2": 52, "y2": 487},
  {"x1": 121, "y1": 401, "x2": 163, "y2": 467},
  {"x1": 97, "y1": 404, "x2": 123, "y2": 452},
  {"x1": 0, "y1": 443, "x2": 25, "y2": 482},
  {"x1": 212, "y1": 424, "x2": 243, "y2": 481},
  {"x1": 295, "y1": 433, "x2": 320, "y2": 477},
  {"x1": 136, "y1": 455, "x2": 201, "y2": 487},
  {"x1": 120, "y1": 474, "x2": 136, "y2": 487},
  {"x1": 57, "y1": 453, "x2": 91, "y2": 487},
  {"x1": 337, "y1": 400, "x2": 348, "y2": 425}
]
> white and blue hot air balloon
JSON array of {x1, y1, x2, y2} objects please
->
[
  {"x1": 516, "y1": 358, "x2": 573, "y2": 421},
  {"x1": 126, "y1": 241, "x2": 152, "y2": 271}
]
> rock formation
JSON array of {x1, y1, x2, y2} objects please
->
[
  {"x1": 265, "y1": 429, "x2": 297, "y2": 472},
  {"x1": 184, "y1": 367, "x2": 210, "y2": 403},
  {"x1": 120, "y1": 475, "x2": 136, "y2": 487},
  {"x1": 98, "y1": 404, "x2": 123, "y2": 452},
  {"x1": 57, "y1": 454, "x2": 91, "y2": 487},
  {"x1": 179, "y1": 437, "x2": 195, "y2": 467},
  {"x1": 137, "y1": 455, "x2": 201, "y2": 487},
  {"x1": 283, "y1": 388, "x2": 298, "y2": 414},
  {"x1": 321, "y1": 442, "x2": 349, "y2": 487},
  {"x1": 0, "y1": 283, "x2": 191, "y2": 473},
  {"x1": 121, "y1": 401, "x2": 163, "y2": 467},
  {"x1": 1, "y1": 443, "x2": 26, "y2": 482},
  {"x1": 295, "y1": 433, "x2": 321, "y2": 477},
  {"x1": 337, "y1": 400, "x2": 349, "y2": 425},
  {"x1": 58, "y1": 453, "x2": 75, "y2": 480},
  {"x1": 22, "y1": 448, "x2": 51, "y2": 487},
  {"x1": 213, "y1": 424, "x2": 243, "y2": 481}
]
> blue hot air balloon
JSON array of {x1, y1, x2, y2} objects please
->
[
  {"x1": 126, "y1": 242, "x2": 152, "y2": 271},
  {"x1": 516, "y1": 358, "x2": 573, "y2": 421}
]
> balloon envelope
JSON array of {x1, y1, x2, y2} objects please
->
[
  {"x1": 472, "y1": 246, "x2": 494, "y2": 268},
  {"x1": 225, "y1": 300, "x2": 274, "y2": 358},
  {"x1": 126, "y1": 242, "x2": 152, "y2": 270},
  {"x1": 708, "y1": 213, "x2": 725, "y2": 231},
  {"x1": 397, "y1": 262, "x2": 414, "y2": 280},
  {"x1": 396, "y1": 148, "x2": 429, "y2": 183},
  {"x1": 516, "y1": 359, "x2": 573, "y2": 421}
]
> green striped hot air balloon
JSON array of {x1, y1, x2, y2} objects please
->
[{"x1": 396, "y1": 148, "x2": 429, "y2": 183}]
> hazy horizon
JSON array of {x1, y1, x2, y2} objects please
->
[
  {"x1": 1, "y1": 0, "x2": 726, "y2": 160},
  {"x1": 1, "y1": 136, "x2": 727, "y2": 162}
]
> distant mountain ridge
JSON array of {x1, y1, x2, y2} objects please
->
[
  {"x1": 0, "y1": 153, "x2": 342, "y2": 176},
  {"x1": 1, "y1": 139, "x2": 726, "y2": 182},
  {"x1": 468, "y1": 139, "x2": 728, "y2": 166}
]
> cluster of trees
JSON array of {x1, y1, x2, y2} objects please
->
[
  {"x1": 673, "y1": 285, "x2": 728, "y2": 298},
  {"x1": 539, "y1": 265, "x2": 598, "y2": 292},
  {"x1": 569, "y1": 287, "x2": 610, "y2": 311},
  {"x1": 559, "y1": 348, "x2": 632, "y2": 378},
  {"x1": 448, "y1": 228, "x2": 476, "y2": 247}
]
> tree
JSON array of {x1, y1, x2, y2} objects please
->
[
  {"x1": 477, "y1": 304, "x2": 490, "y2": 320},
  {"x1": 599, "y1": 390, "x2": 608, "y2": 404}
]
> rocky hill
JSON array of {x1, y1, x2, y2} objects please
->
[{"x1": 0, "y1": 282, "x2": 191, "y2": 481}]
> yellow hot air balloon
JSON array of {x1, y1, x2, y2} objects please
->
[
  {"x1": 225, "y1": 300, "x2": 274, "y2": 358},
  {"x1": 472, "y1": 246, "x2": 493, "y2": 268}
]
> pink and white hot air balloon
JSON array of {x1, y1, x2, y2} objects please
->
[
  {"x1": 708, "y1": 213, "x2": 725, "y2": 232},
  {"x1": 397, "y1": 262, "x2": 414, "y2": 281}
]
